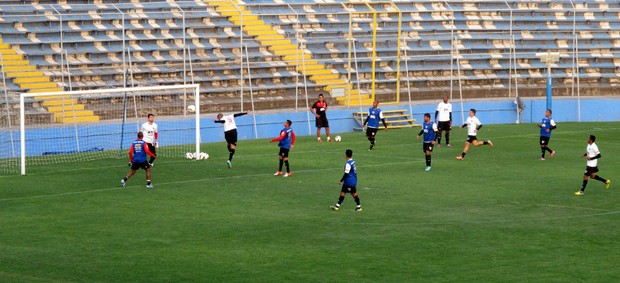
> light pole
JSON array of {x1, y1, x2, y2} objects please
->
[{"x1": 537, "y1": 52, "x2": 560, "y2": 110}]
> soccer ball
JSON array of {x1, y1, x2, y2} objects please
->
[
  {"x1": 185, "y1": 152, "x2": 195, "y2": 159},
  {"x1": 197, "y1": 152, "x2": 209, "y2": 160},
  {"x1": 187, "y1": 104, "x2": 196, "y2": 113},
  {"x1": 334, "y1": 136, "x2": 342, "y2": 142}
]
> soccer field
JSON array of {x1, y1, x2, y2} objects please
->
[{"x1": 1, "y1": 122, "x2": 619, "y2": 282}]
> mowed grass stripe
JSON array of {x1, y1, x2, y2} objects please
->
[{"x1": 0, "y1": 122, "x2": 618, "y2": 282}]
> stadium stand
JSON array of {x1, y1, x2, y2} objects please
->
[{"x1": 1, "y1": 0, "x2": 620, "y2": 124}]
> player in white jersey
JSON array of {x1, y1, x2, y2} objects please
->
[
  {"x1": 435, "y1": 96, "x2": 453, "y2": 147},
  {"x1": 139, "y1": 113, "x2": 158, "y2": 166},
  {"x1": 456, "y1": 109, "x2": 493, "y2": 160},
  {"x1": 575, "y1": 135, "x2": 611, "y2": 195},
  {"x1": 213, "y1": 111, "x2": 249, "y2": 169}
]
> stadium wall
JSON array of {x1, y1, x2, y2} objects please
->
[{"x1": 9, "y1": 96, "x2": 620, "y2": 156}]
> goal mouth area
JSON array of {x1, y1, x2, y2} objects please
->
[{"x1": 17, "y1": 84, "x2": 201, "y2": 176}]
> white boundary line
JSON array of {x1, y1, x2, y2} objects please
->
[
  {"x1": 334, "y1": 210, "x2": 620, "y2": 226},
  {"x1": 0, "y1": 160, "x2": 420, "y2": 202}
]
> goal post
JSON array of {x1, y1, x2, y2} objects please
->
[{"x1": 19, "y1": 84, "x2": 201, "y2": 176}]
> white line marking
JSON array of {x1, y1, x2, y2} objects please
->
[
  {"x1": 0, "y1": 160, "x2": 421, "y2": 202},
  {"x1": 333, "y1": 210, "x2": 620, "y2": 225}
]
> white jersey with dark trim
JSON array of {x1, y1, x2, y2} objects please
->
[
  {"x1": 436, "y1": 102, "x2": 452, "y2": 122},
  {"x1": 140, "y1": 122, "x2": 158, "y2": 144},
  {"x1": 222, "y1": 114, "x2": 238, "y2": 132},
  {"x1": 465, "y1": 116, "x2": 481, "y2": 136},
  {"x1": 586, "y1": 143, "x2": 600, "y2": 167}
]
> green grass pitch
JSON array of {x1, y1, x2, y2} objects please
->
[{"x1": 1, "y1": 122, "x2": 619, "y2": 282}]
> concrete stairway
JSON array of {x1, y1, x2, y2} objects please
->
[
  {"x1": 353, "y1": 109, "x2": 419, "y2": 131},
  {"x1": 207, "y1": 0, "x2": 370, "y2": 106},
  {"x1": 0, "y1": 38, "x2": 98, "y2": 123}
]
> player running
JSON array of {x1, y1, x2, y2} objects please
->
[
  {"x1": 538, "y1": 109, "x2": 557, "y2": 160},
  {"x1": 435, "y1": 96, "x2": 452, "y2": 147},
  {"x1": 140, "y1": 113, "x2": 158, "y2": 166},
  {"x1": 416, "y1": 113, "x2": 437, "y2": 171},
  {"x1": 575, "y1": 135, "x2": 611, "y2": 196},
  {"x1": 310, "y1": 93, "x2": 332, "y2": 142},
  {"x1": 330, "y1": 149, "x2": 362, "y2": 212},
  {"x1": 121, "y1": 132, "x2": 157, "y2": 189},
  {"x1": 213, "y1": 111, "x2": 249, "y2": 169},
  {"x1": 270, "y1": 119, "x2": 296, "y2": 177},
  {"x1": 456, "y1": 109, "x2": 493, "y2": 160},
  {"x1": 362, "y1": 100, "x2": 388, "y2": 150}
]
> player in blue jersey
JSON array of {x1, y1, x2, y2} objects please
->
[
  {"x1": 416, "y1": 113, "x2": 438, "y2": 171},
  {"x1": 362, "y1": 100, "x2": 388, "y2": 150},
  {"x1": 330, "y1": 149, "x2": 362, "y2": 212},
  {"x1": 537, "y1": 109, "x2": 557, "y2": 160},
  {"x1": 270, "y1": 119, "x2": 296, "y2": 177},
  {"x1": 121, "y1": 132, "x2": 157, "y2": 189}
]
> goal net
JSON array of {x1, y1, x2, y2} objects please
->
[{"x1": 14, "y1": 84, "x2": 201, "y2": 175}]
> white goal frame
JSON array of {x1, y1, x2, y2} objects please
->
[{"x1": 19, "y1": 84, "x2": 201, "y2": 175}]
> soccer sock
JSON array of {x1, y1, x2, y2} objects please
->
[
  {"x1": 461, "y1": 152, "x2": 466, "y2": 158},
  {"x1": 437, "y1": 136, "x2": 442, "y2": 145},
  {"x1": 541, "y1": 148, "x2": 546, "y2": 158},
  {"x1": 146, "y1": 180, "x2": 151, "y2": 185},
  {"x1": 581, "y1": 180, "x2": 588, "y2": 191},
  {"x1": 123, "y1": 176, "x2": 128, "y2": 181},
  {"x1": 545, "y1": 147, "x2": 553, "y2": 153},
  {"x1": 445, "y1": 132, "x2": 450, "y2": 144},
  {"x1": 284, "y1": 160, "x2": 290, "y2": 173},
  {"x1": 229, "y1": 149, "x2": 235, "y2": 161},
  {"x1": 278, "y1": 159, "x2": 283, "y2": 171},
  {"x1": 594, "y1": 175, "x2": 607, "y2": 183},
  {"x1": 425, "y1": 155, "x2": 431, "y2": 166},
  {"x1": 354, "y1": 196, "x2": 361, "y2": 206},
  {"x1": 483, "y1": 141, "x2": 489, "y2": 145},
  {"x1": 337, "y1": 196, "x2": 345, "y2": 205},
  {"x1": 149, "y1": 157, "x2": 155, "y2": 163}
]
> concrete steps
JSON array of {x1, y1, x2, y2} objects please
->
[
  {"x1": 0, "y1": 37, "x2": 99, "y2": 124},
  {"x1": 206, "y1": 0, "x2": 357, "y2": 105},
  {"x1": 353, "y1": 109, "x2": 419, "y2": 130}
]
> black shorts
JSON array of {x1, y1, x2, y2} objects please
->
[
  {"x1": 225, "y1": 129, "x2": 238, "y2": 145},
  {"x1": 366, "y1": 127, "x2": 378, "y2": 137},
  {"x1": 147, "y1": 143, "x2": 156, "y2": 155},
  {"x1": 279, "y1": 148, "x2": 290, "y2": 158},
  {"x1": 438, "y1": 121, "x2": 451, "y2": 131},
  {"x1": 423, "y1": 142, "x2": 434, "y2": 152},
  {"x1": 131, "y1": 161, "x2": 151, "y2": 170},
  {"x1": 340, "y1": 185, "x2": 357, "y2": 194},
  {"x1": 584, "y1": 166, "x2": 599, "y2": 176},
  {"x1": 466, "y1": 135, "x2": 478, "y2": 143},
  {"x1": 540, "y1": 136, "x2": 550, "y2": 146},
  {"x1": 316, "y1": 116, "x2": 329, "y2": 128}
]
